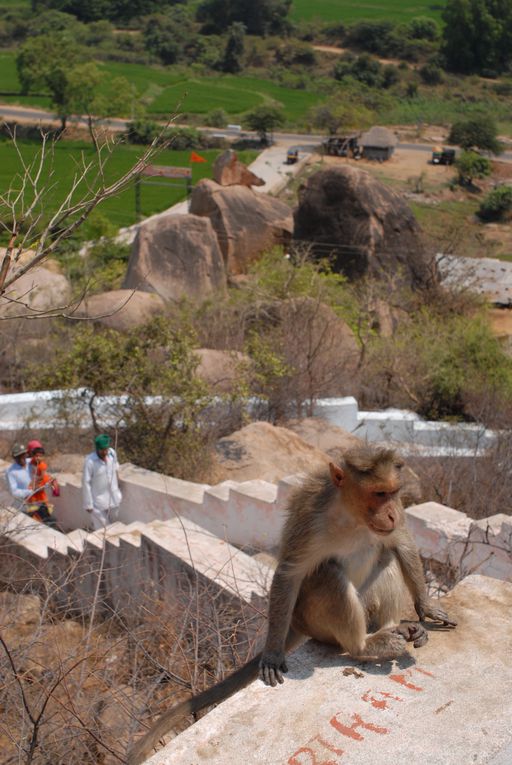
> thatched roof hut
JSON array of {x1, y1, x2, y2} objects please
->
[{"x1": 359, "y1": 126, "x2": 397, "y2": 160}]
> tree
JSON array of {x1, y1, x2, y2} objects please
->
[
  {"x1": 16, "y1": 34, "x2": 82, "y2": 131},
  {"x1": 478, "y1": 185, "x2": 512, "y2": 221},
  {"x1": 197, "y1": 0, "x2": 291, "y2": 36},
  {"x1": 442, "y1": 0, "x2": 512, "y2": 74},
  {"x1": 448, "y1": 117, "x2": 502, "y2": 154},
  {"x1": 39, "y1": 318, "x2": 214, "y2": 479},
  {"x1": 222, "y1": 21, "x2": 246, "y2": 73},
  {"x1": 67, "y1": 63, "x2": 131, "y2": 149},
  {"x1": 143, "y1": 8, "x2": 197, "y2": 65},
  {"x1": 310, "y1": 100, "x2": 373, "y2": 136},
  {"x1": 32, "y1": 0, "x2": 182, "y2": 23},
  {"x1": 455, "y1": 150, "x2": 492, "y2": 186},
  {"x1": 244, "y1": 104, "x2": 285, "y2": 144}
]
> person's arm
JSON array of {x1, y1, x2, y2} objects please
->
[
  {"x1": 82, "y1": 456, "x2": 95, "y2": 511},
  {"x1": 6, "y1": 469, "x2": 32, "y2": 500}
]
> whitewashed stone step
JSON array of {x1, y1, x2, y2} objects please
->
[
  {"x1": 145, "y1": 575, "x2": 512, "y2": 765},
  {"x1": 140, "y1": 516, "x2": 271, "y2": 603}
]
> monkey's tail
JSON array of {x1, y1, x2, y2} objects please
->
[{"x1": 127, "y1": 653, "x2": 261, "y2": 765}]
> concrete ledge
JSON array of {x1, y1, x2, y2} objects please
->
[{"x1": 143, "y1": 575, "x2": 512, "y2": 765}]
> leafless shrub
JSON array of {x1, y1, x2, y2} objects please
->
[
  {"x1": 0, "y1": 516, "x2": 268, "y2": 764},
  {"x1": 408, "y1": 430, "x2": 512, "y2": 520}
]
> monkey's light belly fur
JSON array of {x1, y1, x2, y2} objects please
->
[{"x1": 142, "y1": 575, "x2": 512, "y2": 765}]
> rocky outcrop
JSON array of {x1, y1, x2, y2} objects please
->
[
  {"x1": 294, "y1": 166, "x2": 436, "y2": 288},
  {"x1": 189, "y1": 179, "x2": 293, "y2": 274},
  {"x1": 247, "y1": 297, "x2": 360, "y2": 398},
  {"x1": 213, "y1": 150, "x2": 265, "y2": 187},
  {"x1": 123, "y1": 214, "x2": 227, "y2": 301},
  {"x1": 215, "y1": 421, "x2": 329, "y2": 483},
  {"x1": 0, "y1": 263, "x2": 72, "y2": 317},
  {"x1": 194, "y1": 348, "x2": 250, "y2": 393},
  {"x1": 286, "y1": 417, "x2": 362, "y2": 457},
  {"x1": 72, "y1": 289, "x2": 166, "y2": 331},
  {"x1": 286, "y1": 417, "x2": 421, "y2": 505}
]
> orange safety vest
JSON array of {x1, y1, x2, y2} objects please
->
[{"x1": 29, "y1": 460, "x2": 52, "y2": 504}]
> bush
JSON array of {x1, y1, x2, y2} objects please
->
[
  {"x1": 419, "y1": 63, "x2": 443, "y2": 85},
  {"x1": 204, "y1": 107, "x2": 228, "y2": 127},
  {"x1": 477, "y1": 185, "x2": 512, "y2": 221},
  {"x1": 448, "y1": 116, "x2": 502, "y2": 154},
  {"x1": 455, "y1": 150, "x2": 491, "y2": 186},
  {"x1": 125, "y1": 121, "x2": 205, "y2": 148},
  {"x1": 125, "y1": 118, "x2": 161, "y2": 144},
  {"x1": 406, "y1": 16, "x2": 439, "y2": 41},
  {"x1": 38, "y1": 318, "x2": 216, "y2": 481},
  {"x1": 364, "y1": 308, "x2": 512, "y2": 421}
]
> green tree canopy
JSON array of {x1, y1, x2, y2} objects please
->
[
  {"x1": 67, "y1": 63, "x2": 132, "y2": 146},
  {"x1": 196, "y1": 0, "x2": 291, "y2": 35},
  {"x1": 442, "y1": 0, "x2": 512, "y2": 74},
  {"x1": 454, "y1": 150, "x2": 492, "y2": 186},
  {"x1": 222, "y1": 21, "x2": 246, "y2": 73},
  {"x1": 448, "y1": 117, "x2": 502, "y2": 154},
  {"x1": 310, "y1": 100, "x2": 373, "y2": 136},
  {"x1": 16, "y1": 33, "x2": 83, "y2": 129},
  {"x1": 32, "y1": 0, "x2": 183, "y2": 23},
  {"x1": 244, "y1": 104, "x2": 285, "y2": 143}
]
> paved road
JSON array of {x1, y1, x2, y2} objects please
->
[{"x1": 4, "y1": 102, "x2": 512, "y2": 161}]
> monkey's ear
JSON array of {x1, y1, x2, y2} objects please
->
[{"x1": 329, "y1": 462, "x2": 345, "y2": 488}]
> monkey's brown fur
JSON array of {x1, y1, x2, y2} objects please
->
[{"x1": 128, "y1": 445, "x2": 455, "y2": 764}]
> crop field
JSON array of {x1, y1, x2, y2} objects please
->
[
  {"x1": 0, "y1": 138, "x2": 256, "y2": 232},
  {"x1": 290, "y1": 0, "x2": 444, "y2": 23},
  {"x1": 0, "y1": 53, "x2": 322, "y2": 123}
]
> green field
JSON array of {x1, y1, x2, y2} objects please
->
[
  {"x1": 290, "y1": 0, "x2": 445, "y2": 23},
  {"x1": 0, "y1": 138, "x2": 256, "y2": 231},
  {"x1": 0, "y1": 53, "x2": 323, "y2": 122}
]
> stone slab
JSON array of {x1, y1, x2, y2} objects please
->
[
  {"x1": 140, "y1": 516, "x2": 272, "y2": 603},
  {"x1": 144, "y1": 575, "x2": 512, "y2": 765}
]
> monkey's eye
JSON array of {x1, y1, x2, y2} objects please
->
[{"x1": 374, "y1": 491, "x2": 387, "y2": 498}]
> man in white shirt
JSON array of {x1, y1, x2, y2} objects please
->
[
  {"x1": 5, "y1": 443, "x2": 32, "y2": 507},
  {"x1": 82, "y1": 434, "x2": 122, "y2": 530}
]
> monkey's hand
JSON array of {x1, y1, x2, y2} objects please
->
[
  {"x1": 395, "y1": 621, "x2": 428, "y2": 648},
  {"x1": 259, "y1": 651, "x2": 288, "y2": 687},
  {"x1": 415, "y1": 599, "x2": 457, "y2": 627}
]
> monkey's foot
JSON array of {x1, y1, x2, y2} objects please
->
[
  {"x1": 360, "y1": 628, "x2": 407, "y2": 660},
  {"x1": 418, "y1": 601, "x2": 457, "y2": 627},
  {"x1": 395, "y1": 621, "x2": 428, "y2": 648},
  {"x1": 259, "y1": 651, "x2": 288, "y2": 687}
]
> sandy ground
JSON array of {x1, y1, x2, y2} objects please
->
[{"x1": 319, "y1": 147, "x2": 454, "y2": 187}]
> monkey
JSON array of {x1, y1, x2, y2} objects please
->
[{"x1": 128, "y1": 444, "x2": 456, "y2": 765}]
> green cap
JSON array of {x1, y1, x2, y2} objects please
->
[{"x1": 95, "y1": 434, "x2": 111, "y2": 450}]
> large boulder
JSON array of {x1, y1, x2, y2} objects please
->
[
  {"x1": 293, "y1": 166, "x2": 436, "y2": 288},
  {"x1": 286, "y1": 417, "x2": 362, "y2": 457},
  {"x1": 72, "y1": 289, "x2": 166, "y2": 331},
  {"x1": 213, "y1": 150, "x2": 265, "y2": 188},
  {"x1": 123, "y1": 214, "x2": 227, "y2": 301},
  {"x1": 194, "y1": 348, "x2": 250, "y2": 393},
  {"x1": 215, "y1": 421, "x2": 330, "y2": 483},
  {"x1": 189, "y1": 178, "x2": 293, "y2": 274},
  {"x1": 0, "y1": 262, "x2": 72, "y2": 317},
  {"x1": 246, "y1": 297, "x2": 360, "y2": 398},
  {"x1": 286, "y1": 416, "x2": 421, "y2": 506}
]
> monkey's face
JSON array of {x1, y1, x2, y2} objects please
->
[
  {"x1": 340, "y1": 481, "x2": 403, "y2": 536},
  {"x1": 329, "y1": 460, "x2": 404, "y2": 536},
  {"x1": 363, "y1": 483, "x2": 402, "y2": 535}
]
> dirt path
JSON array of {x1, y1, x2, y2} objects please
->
[{"x1": 312, "y1": 44, "x2": 416, "y2": 69}]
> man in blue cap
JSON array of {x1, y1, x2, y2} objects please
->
[{"x1": 82, "y1": 434, "x2": 122, "y2": 530}]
